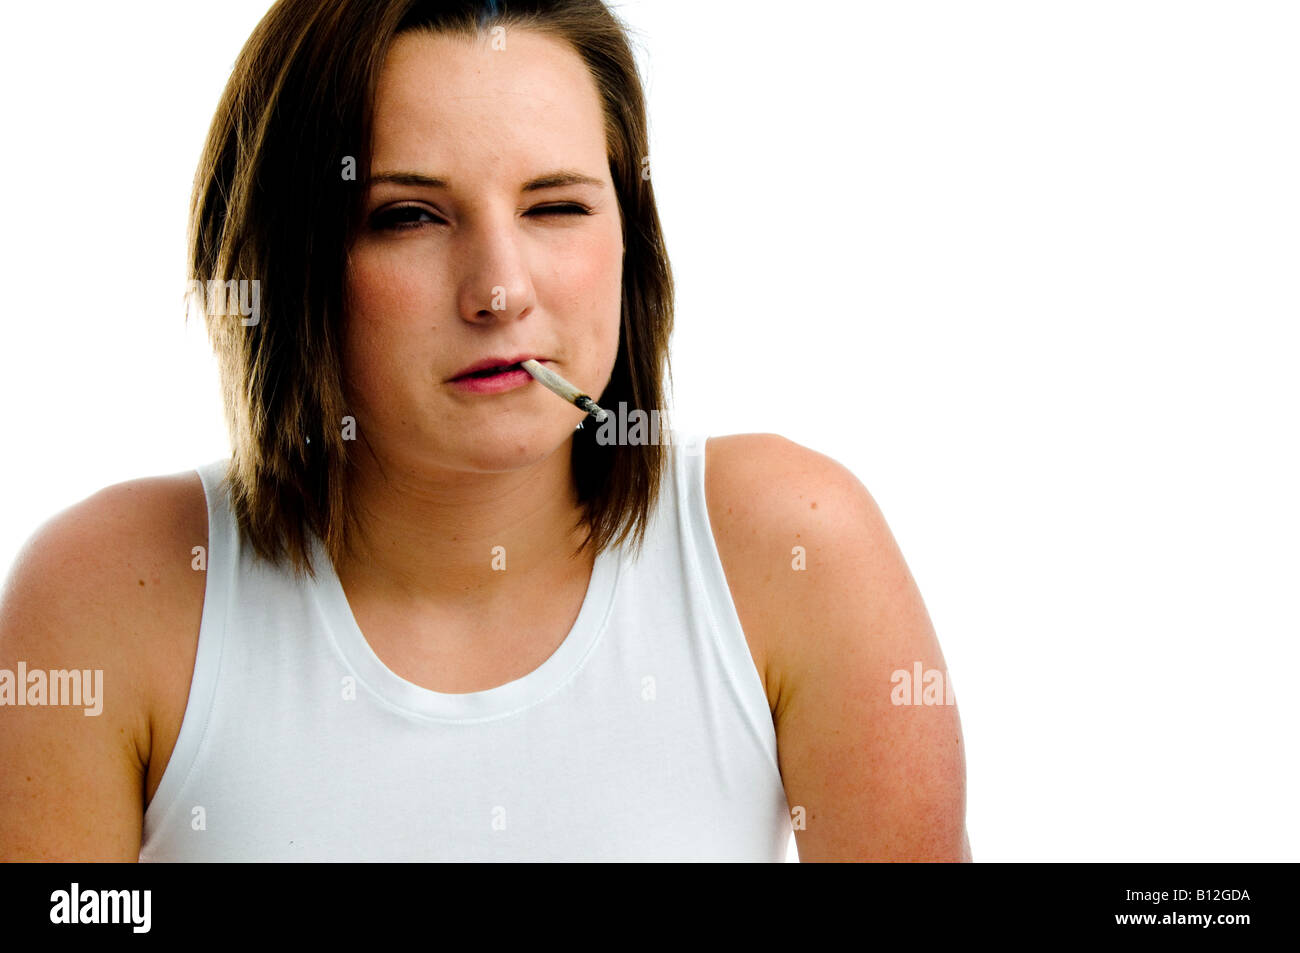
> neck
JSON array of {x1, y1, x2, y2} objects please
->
[{"x1": 334, "y1": 438, "x2": 592, "y2": 612}]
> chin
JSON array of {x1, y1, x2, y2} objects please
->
[{"x1": 439, "y1": 416, "x2": 575, "y2": 474}]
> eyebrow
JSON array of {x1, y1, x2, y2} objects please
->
[{"x1": 367, "y1": 169, "x2": 606, "y2": 192}]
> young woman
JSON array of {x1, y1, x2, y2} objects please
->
[{"x1": 0, "y1": 0, "x2": 969, "y2": 861}]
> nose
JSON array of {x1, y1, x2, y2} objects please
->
[{"x1": 455, "y1": 212, "x2": 537, "y2": 326}]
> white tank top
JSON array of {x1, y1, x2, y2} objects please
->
[{"x1": 139, "y1": 433, "x2": 793, "y2": 861}]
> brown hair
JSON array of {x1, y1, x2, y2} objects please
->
[{"x1": 188, "y1": 0, "x2": 675, "y2": 580}]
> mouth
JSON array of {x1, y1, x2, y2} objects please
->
[
  {"x1": 447, "y1": 356, "x2": 550, "y2": 394},
  {"x1": 449, "y1": 354, "x2": 547, "y2": 382},
  {"x1": 453, "y1": 361, "x2": 526, "y2": 380}
]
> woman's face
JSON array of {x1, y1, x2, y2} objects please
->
[{"x1": 345, "y1": 28, "x2": 624, "y2": 475}]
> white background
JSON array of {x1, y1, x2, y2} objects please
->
[{"x1": 1, "y1": 1, "x2": 1297, "y2": 862}]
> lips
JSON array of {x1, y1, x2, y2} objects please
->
[{"x1": 449, "y1": 354, "x2": 546, "y2": 381}]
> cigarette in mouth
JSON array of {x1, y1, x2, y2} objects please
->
[{"x1": 520, "y1": 359, "x2": 609, "y2": 423}]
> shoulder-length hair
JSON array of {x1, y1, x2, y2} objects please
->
[{"x1": 189, "y1": 0, "x2": 675, "y2": 580}]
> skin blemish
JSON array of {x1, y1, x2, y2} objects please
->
[{"x1": 811, "y1": 501, "x2": 817, "y2": 509}]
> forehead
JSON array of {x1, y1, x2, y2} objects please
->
[{"x1": 370, "y1": 29, "x2": 609, "y2": 180}]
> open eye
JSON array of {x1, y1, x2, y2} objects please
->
[{"x1": 371, "y1": 205, "x2": 440, "y2": 231}]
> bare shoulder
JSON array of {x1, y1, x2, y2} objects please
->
[
  {"x1": 1, "y1": 469, "x2": 210, "y2": 645},
  {"x1": 0, "y1": 469, "x2": 208, "y2": 832},
  {"x1": 704, "y1": 433, "x2": 969, "y2": 860},
  {"x1": 703, "y1": 433, "x2": 880, "y2": 716}
]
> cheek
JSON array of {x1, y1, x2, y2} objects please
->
[
  {"x1": 552, "y1": 226, "x2": 624, "y2": 365},
  {"x1": 347, "y1": 253, "x2": 426, "y2": 335},
  {"x1": 597, "y1": 240, "x2": 625, "y2": 367},
  {"x1": 342, "y1": 252, "x2": 440, "y2": 400}
]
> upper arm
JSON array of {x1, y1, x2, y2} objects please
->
[
  {"x1": 706, "y1": 434, "x2": 970, "y2": 862},
  {"x1": 0, "y1": 480, "x2": 191, "y2": 861}
]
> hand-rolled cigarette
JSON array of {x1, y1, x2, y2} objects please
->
[{"x1": 520, "y1": 359, "x2": 609, "y2": 423}]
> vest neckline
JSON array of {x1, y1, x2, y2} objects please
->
[{"x1": 309, "y1": 532, "x2": 622, "y2": 723}]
